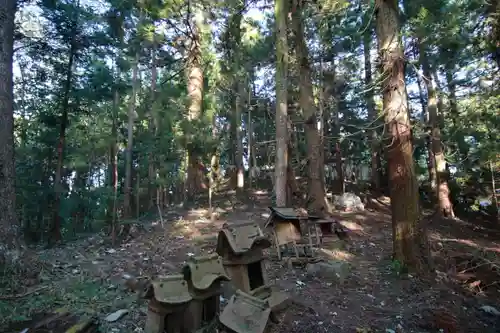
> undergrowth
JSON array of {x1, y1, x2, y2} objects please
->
[{"x1": 0, "y1": 277, "x2": 138, "y2": 329}]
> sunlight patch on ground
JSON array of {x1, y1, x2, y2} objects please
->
[
  {"x1": 180, "y1": 207, "x2": 228, "y2": 224},
  {"x1": 483, "y1": 246, "x2": 500, "y2": 253},
  {"x1": 339, "y1": 220, "x2": 364, "y2": 232},
  {"x1": 170, "y1": 213, "x2": 226, "y2": 241},
  {"x1": 431, "y1": 231, "x2": 500, "y2": 257},
  {"x1": 439, "y1": 237, "x2": 479, "y2": 248},
  {"x1": 170, "y1": 219, "x2": 201, "y2": 239},
  {"x1": 192, "y1": 234, "x2": 218, "y2": 244},
  {"x1": 252, "y1": 190, "x2": 269, "y2": 195},
  {"x1": 186, "y1": 208, "x2": 210, "y2": 218},
  {"x1": 436, "y1": 236, "x2": 500, "y2": 254},
  {"x1": 352, "y1": 214, "x2": 368, "y2": 221},
  {"x1": 317, "y1": 248, "x2": 355, "y2": 262}
]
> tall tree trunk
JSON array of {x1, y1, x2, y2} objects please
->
[
  {"x1": 491, "y1": 161, "x2": 499, "y2": 222},
  {"x1": 274, "y1": 0, "x2": 288, "y2": 207},
  {"x1": 415, "y1": 68, "x2": 426, "y2": 119},
  {"x1": 235, "y1": 86, "x2": 245, "y2": 191},
  {"x1": 415, "y1": 63, "x2": 436, "y2": 190},
  {"x1": 290, "y1": 0, "x2": 328, "y2": 214},
  {"x1": 136, "y1": 165, "x2": 140, "y2": 218},
  {"x1": 322, "y1": 50, "x2": 344, "y2": 194},
  {"x1": 17, "y1": 65, "x2": 28, "y2": 233},
  {"x1": 209, "y1": 112, "x2": 218, "y2": 211},
  {"x1": 249, "y1": 72, "x2": 258, "y2": 174},
  {"x1": 185, "y1": 7, "x2": 205, "y2": 202},
  {"x1": 18, "y1": 65, "x2": 28, "y2": 148},
  {"x1": 322, "y1": 68, "x2": 334, "y2": 190},
  {"x1": 285, "y1": 114, "x2": 300, "y2": 204},
  {"x1": 0, "y1": 0, "x2": 22, "y2": 264},
  {"x1": 248, "y1": 100, "x2": 254, "y2": 189},
  {"x1": 230, "y1": 3, "x2": 245, "y2": 192},
  {"x1": 445, "y1": 69, "x2": 459, "y2": 128},
  {"x1": 375, "y1": 0, "x2": 431, "y2": 273},
  {"x1": 123, "y1": 52, "x2": 139, "y2": 218},
  {"x1": 432, "y1": 71, "x2": 445, "y2": 129},
  {"x1": 419, "y1": 43, "x2": 455, "y2": 217},
  {"x1": 147, "y1": 135, "x2": 155, "y2": 209},
  {"x1": 363, "y1": 25, "x2": 381, "y2": 191},
  {"x1": 109, "y1": 87, "x2": 119, "y2": 244},
  {"x1": 330, "y1": 58, "x2": 344, "y2": 194},
  {"x1": 148, "y1": 38, "x2": 158, "y2": 209},
  {"x1": 445, "y1": 68, "x2": 468, "y2": 161},
  {"x1": 51, "y1": 25, "x2": 77, "y2": 244},
  {"x1": 318, "y1": 57, "x2": 326, "y2": 196},
  {"x1": 487, "y1": 0, "x2": 500, "y2": 67}
]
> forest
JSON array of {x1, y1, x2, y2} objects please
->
[{"x1": 0, "y1": 0, "x2": 499, "y2": 331}]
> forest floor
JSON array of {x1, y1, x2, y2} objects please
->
[{"x1": 1, "y1": 190, "x2": 500, "y2": 332}]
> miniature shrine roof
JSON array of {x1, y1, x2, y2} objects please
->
[
  {"x1": 219, "y1": 290, "x2": 271, "y2": 333},
  {"x1": 216, "y1": 221, "x2": 271, "y2": 255},
  {"x1": 182, "y1": 253, "x2": 229, "y2": 290},
  {"x1": 264, "y1": 207, "x2": 320, "y2": 228},
  {"x1": 143, "y1": 275, "x2": 192, "y2": 304}
]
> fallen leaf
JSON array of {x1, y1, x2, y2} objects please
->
[
  {"x1": 355, "y1": 328, "x2": 371, "y2": 333},
  {"x1": 480, "y1": 305, "x2": 500, "y2": 316},
  {"x1": 104, "y1": 309, "x2": 129, "y2": 322}
]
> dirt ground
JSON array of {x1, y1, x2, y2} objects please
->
[{"x1": 1, "y1": 190, "x2": 500, "y2": 333}]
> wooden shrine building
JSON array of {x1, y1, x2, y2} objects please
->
[{"x1": 216, "y1": 221, "x2": 271, "y2": 292}]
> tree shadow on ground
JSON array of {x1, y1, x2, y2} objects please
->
[{"x1": 428, "y1": 215, "x2": 500, "y2": 300}]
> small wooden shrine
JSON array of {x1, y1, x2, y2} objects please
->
[
  {"x1": 249, "y1": 284, "x2": 290, "y2": 312},
  {"x1": 219, "y1": 290, "x2": 271, "y2": 333},
  {"x1": 182, "y1": 253, "x2": 230, "y2": 331},
  {"x1": 216, "y1": 221, "x2": 271, "y2": 292},
  {"x1": 142, "y1": 275, "x2": 193, "y2": 333},
  {"x1": 264, "y1": 207, "x2": 338, "y2": 261}
]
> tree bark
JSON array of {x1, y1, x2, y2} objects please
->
[
  {"x1": 419, "y1": 42, "x2": 455, "y2": 217},
  {"x1": 322, "y1": 66, "x2": 334, "y2": 190},
  {"x1": 318, "y1": 57, "x2": 326, "y2": 194},
  {"x1": 235, "y1": 87, "x2": 245, "y2": 191},
  {"x1": 51, "y1": 22, "x2": 77, "y2": 244},
  {"x1": 0, "y1": 0, "x2": 22, "y2": 264},
  {"x1": 331, "y1": 60, "x2": 344, "y2": 194},
  {"x1": 322, "y1": 55, "x2": 343, "y2": 193},
  {"x1": 148, "y1": 37, "x2": 158, "y2": 209},
  {"x1": 248, "y1": 101, "x2": 254, "y2": 189},
  {"x1": 432, "y1": 71, "x2": 445, "y2": 129},
  {"x1": 274, "y1": 0, "x2": 288, "y2": 207},
  {"x1": 184, "y1": 6, "x2": 205, "y2": 202},
  {"x1": 445, "y1": 69, "x2": 459, "y2": 130},
  {"x1": 487, "y1": 0, "x2": 500, "y2": 67},
  {"x1": 445, "y1": 68, "x2": 469, "y2": 161},
  {"x1": 109, "y1": 17, "x2": 123, "y2": 239},
  {"x1": 415, "y1": 63, "x2": 436, "y2": 191},
  {"x1": 108, "y1": 87, "x2": 119, "y2": 245},
  {"x1": 491, "y1": 161, "x2": 499, "y2": 222},
  {"x1": 363, "y1": 15, "x2": 381, "y2": 192},
  {"x1": 290, "y1": 0, "x2": 329, "y2": 214},
  {"x1": 415, "y1": 66, "x2": 426, "y2": 119},
  {"x1": 230, "y1": 4, "x2": 245, "y2": 192},
  {"x1": 123, "y1": 51, "x2": 139, "y2": 218},
  {"x1": 375, "y1": 0, "x2": 431, "y2": 273},
  {"x1": 209, "y1": 108, "x2": 219, "y2": 211},
  {"x1": 249, "y1": 71, "x2": 258, "y2": 176}
]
